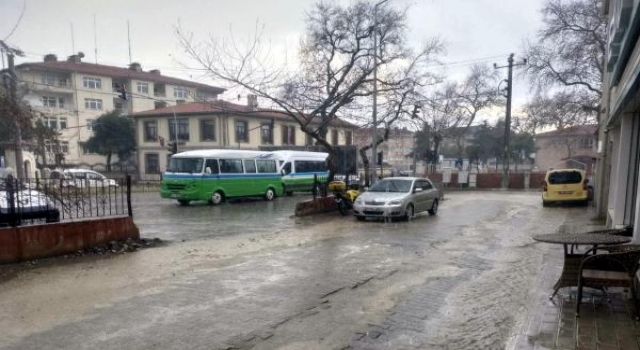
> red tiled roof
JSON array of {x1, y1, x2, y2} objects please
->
[
  {"x1": 536, "y1": 125, "x2": 598, "y2": 137},
  {"x1": 132, "y1": 101, "x2": 357, "y2": 128},
  {"x1": 16, "y1": 61, "x2": 225, "y2": 93}
]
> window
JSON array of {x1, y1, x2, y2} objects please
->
[
  {"x1": 305, "y1": 133, "x2": 314, "y2": 146},
  {"x1": 114, "y1": 100, "x2": 124, "y2": 114},
  {"x1": 331, "y1": 129, "x2": 338, "y2": 145},
  {"x1": 84, "y1": 98, "x2": 103, "y2": 110},
  {"x1": 83, "y1": 77, "x2": 102, "y2": 89},
  {"x1": 261, "y1": 123, "x2": 273, "y2": 144},
  {"x1": 60, "y1": 141, "x2": 69, "y2": 153},
  {"x1": 144, "y1": 121, "x2": 158, "y2": 142},
  {"x1": 282, "y1": 125, "x2": 296, "y2": 145},
  {"x1": 235, "y1": 120, "x2": 248, "y2": 143},
  {"x1": 174, "y1": 87, "x2": 188, "y2": 99},
  {"x1": 345, "y1": 130, "x2": 353, "y2": 145},
  {"x1": 200, "y1": 119, "x2": 216, "y2": 141},
  {"x1": 42, "y1": 96, "x2": 64, "y2": 108},
  {"x1": 281, "y1": 162, "x2": 292, "y2": 175},
  {"x1": 42, "y1": 74, "x2": 55, "y2": 85},
  {"x1": 296, "y1": 160, "x2": 327, "y2": 173},
  {"x1": 219, "y1": 159, "x2": 243, "y2": 173},
  {"x1": 154, "y1": 101, "x2": 167, "y2": 109},
  {"x1": 256, "y1": 160, "x2": 277, "y2": 173},
  {"x1": 59, "y1": 117, "x2": 67, "y2": 130},
  {"x1": 204, "y1": 159, "x2": 219, "y2": 174},
  {"x1": 579, "y1": 137, "x2": 594, "y2": 149},
  {"x1": 169, "y1": 119, "x2": 189, "y2": 141},
  {"x1": 44, "y1": 117, "x2": 58, "y2": 130},
  {"x1": 86, "y1": 119, "x2": 95, "y2": 131},
  {"x1": 176, "y1": 100, "x2": 186, "y2": 105},
  {"x1": 244, "y1": 160, "x2": 257, "y2": 173},
  {"x1": 136, "y1": 82, "x2": 149, "y2": 94},
  {"x1": 145, "y1": 153, "x2": 160, "y2": 174}
]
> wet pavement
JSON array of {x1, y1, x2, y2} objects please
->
[{"x1": 0, "y1": 191, "x2": 636, "y2": 349}]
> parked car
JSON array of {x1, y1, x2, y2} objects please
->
[
  {"x1": 63, "y1": 169, "x2": 118, "y2": 188},
  {"x1": 47, "y1": 169, "x2": 82, "y2": 188},
  {"x1": 352, "y1": 177, "x2": 439, "y2": 221},
  {"x1": 542, "y1": 168, "x2": 589, "y2": 207},
  {"x1": 0, "y1": 179, "x2": 60, "y2": 226}
]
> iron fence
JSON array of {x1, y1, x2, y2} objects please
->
[{"x1": 1, "y1": 175, "x2": 132, "y2": 227}]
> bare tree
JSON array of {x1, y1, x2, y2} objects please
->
[
  {"x1": 445, "y1": 64, "x2": 501, "y2": 160},
  {"x1": 177, "y1": 0, "x2": 442, "y2": 182},
  {"x1": 524, "y1": 92, "x2": 596, "y2": 157},
  {"x1": 523, "y1": 0, "x2": 605, "y2": 114}
]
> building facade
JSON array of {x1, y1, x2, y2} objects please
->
[
  {"x1": 353, "y1": 127, "x2": 420, "y2": 174},
  {"x1": 599, "y1": 0, "x2": 640, "y2": 237},
  {"x1": 132, "y1": 100, "x2": 356, "y2": 178},
  {"x1": 534, "y1": 125, "x2": 598, "y2": 173},
  {"x1": 14, "y1": 53, "x2": 224, "y2": 169}
]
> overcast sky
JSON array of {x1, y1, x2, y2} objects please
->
[{"x1": 1, "y1": 0, "x2": 545, "y2": 122}]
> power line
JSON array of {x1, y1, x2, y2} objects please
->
[{"x1": 3, "y1": 0, "x2": 26, "y2": 41}]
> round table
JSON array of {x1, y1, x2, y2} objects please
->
[{"x1": 532, "y1": 233, "x2": 632, "y2": 298}]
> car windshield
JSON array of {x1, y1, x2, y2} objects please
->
[
  {"x1": 367, "y1": 179, "x2": 413, "y2": 193},
  {"x1": 548, "y1": 171, "x2": 582, "y2": 185},
  {"x1": 167, "y1": 158, "x2": 204, "y2": 173}
]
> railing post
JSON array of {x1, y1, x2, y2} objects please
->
[
  {"x1": 312, "y1": 174, "x2": 317, "y2": 200},
  {"x1": 6, "y1": 175, "x2": 17, "y2": 227},
  {"x1": 126, "y1": 175, "x2": 133, "y2": 217}
]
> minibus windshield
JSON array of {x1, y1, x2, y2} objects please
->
[{"x1": 167, "y1": 158, "x2": 204, "y2": 173}]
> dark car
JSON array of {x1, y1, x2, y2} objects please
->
[{"x1": 0, "y1": 180, "x2": 60, "y2": 226}]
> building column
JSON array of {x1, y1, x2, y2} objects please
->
[{"x1": 609, "y1": 115, "x2": 633, "y2": 227}]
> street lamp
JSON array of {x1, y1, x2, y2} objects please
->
[{"x1": 371, "y1": 0, "x2": 391, "y2": 184}]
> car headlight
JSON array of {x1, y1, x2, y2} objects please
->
[
  {"x1": 355, "y1": 198, "x2": 363, "y2": 205},
  {"x1": 388, "y1": 200, "x2": 402, "y2": 205}
]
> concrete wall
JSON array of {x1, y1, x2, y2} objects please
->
[{"x1": 0, "y1": 216, "x2": 139, "y2": 264}]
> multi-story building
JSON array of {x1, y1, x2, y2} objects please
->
[
  {"x1": 353, "y1": 127, "x2": 418, "y2": 173},
  {"x1": 14, "y1": 53, "x2": 225, "y2": 168},
  {"x1": 131, "y1": 98, "x2": 356, "y2": 178},
  {"x1": 599, "y1": 0, "x2": 640, "y2": 232}
]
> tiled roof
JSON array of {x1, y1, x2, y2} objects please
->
[
  {"x1": 536, "y1": 125, "x2": 598, "y2": 137},
  {"x1": 132, "y1": 101, "x2": 357, "y2": 128},
  {"x1": 16, "y1": 61, "x2": 225, "y2": 93}
]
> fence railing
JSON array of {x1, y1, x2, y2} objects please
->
[{"x1": 1, "y1": 175, "x2": 132, "y2": 227}]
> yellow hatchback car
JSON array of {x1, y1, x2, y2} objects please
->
[{"x1": 542, "y1": 169, "x2": 590, "y2": 207}]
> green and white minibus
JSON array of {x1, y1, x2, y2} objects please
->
[
  {"x1": 269, "y1": 150, "x2": 329, "y2": 195},
  {"x1": 160, "y1": 150, "x2": 283, "y2": 205}
]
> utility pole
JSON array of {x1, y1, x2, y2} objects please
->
[
  {"x1": 494, "y1": 53, "x2": 526, "y2": 189},
  {"x1": 1, "y1": 41, "x2": 25, "y2": 179},
  {"x1": 371, "y1": 0, "x2": 391, "y2": 184}
]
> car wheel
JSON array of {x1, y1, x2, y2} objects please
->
[
  {"x1": 264, "y1": 188, "x2": 275, "y2": 201},
  {"x1": 209, "y1": 191, "x2": 224, "y2": 205},
  {"x1": 178, "y1": 200, "x2": 190, "y2": 206},
  {"x1": 404, "y1": 204, "x2": 415, "y2": 221},
  {"x1": 428, "y1": 199, "x2": 438, "y2": 216}
]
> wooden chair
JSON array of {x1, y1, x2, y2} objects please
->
[{"x1": 576, "y1": 245, "x2": 640, "y2": 318}]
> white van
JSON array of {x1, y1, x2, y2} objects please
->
[
  {"x1": 268, "y1": 151, "x2": 328, "y2": 195},
  {"x1": 63, "y1": 169, "x2": 118, "y2": 187}
]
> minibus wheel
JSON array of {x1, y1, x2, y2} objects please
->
[
  {"x1": 265, "y1": 188, "x2": 276, "y2": 201},
  {"x1": 209, "y1": 191, "x2": 224, "y2": 205}
]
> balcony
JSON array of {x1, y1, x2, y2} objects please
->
[
  {"x1": 33, "y1": 104, "x2": 77, "y2": 114},
  {"x1": 28, "y1": 81, "x2": 74, "y2": 94}
]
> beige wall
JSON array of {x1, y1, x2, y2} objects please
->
[{"x1": 534, "y1": 135, "x2": 597, "y2": 170}]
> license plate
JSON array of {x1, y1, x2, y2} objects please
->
[
  {"x1": 170, "y1": 193, "x2": 179, "y2": 198},
  {"x1": 558, "y1": 191, "x2": 573, "y2": 195}
]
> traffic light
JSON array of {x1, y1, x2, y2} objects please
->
[
  {"x1": 167, "y1": 141, "x2": 178, "y2": 155},
  {"x1": 411, "y1": 104, "x2": 421, "y2": 119},
  {"x1": 117, "y1": 83, "x2": 127, "y2": 100}
]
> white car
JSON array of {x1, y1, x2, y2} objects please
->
[
  {"x1": 63, "y1": 169, "x2": 118, "y2": 188},
  {"x1": 352, "y1": 177, "x2": 439, "y2": 221},
  {"x1": 0, "y1": 181, "x2": 60, "y2": 225}
]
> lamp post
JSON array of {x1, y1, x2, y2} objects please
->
[{"x1": 371, "y1": 0, "x2": 391, "y2": 184}]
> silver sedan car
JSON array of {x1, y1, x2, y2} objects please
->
[{"x1": 352, "y1": 177, "x2": 439, "y2": 221}]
